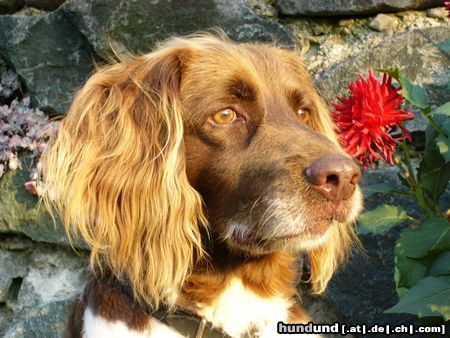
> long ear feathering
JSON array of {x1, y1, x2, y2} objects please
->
[
  {"x1": 307, "y1": 93, "x2": 361, "y2": 294},
  {"x1": 40, "y1": 40, "x2": 207, "y2": 308}
]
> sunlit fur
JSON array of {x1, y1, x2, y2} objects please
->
[
  {"x1": 40, "y1": 33, "x2": 359, "y2": 313},
  {"x1": 264, "y1": 49, "x2": 360, "y2": 294},
  {"x1": 284, "y1": 60, "x2": 360, "y2": 294},
  {"x1": 295, "y1": 93, "x2": 360, "y2": 294},
  {"x1": 306, "y1": 98, "x2": 361, "y2": 294},
  {"x1": 308, "y1": 221, "x2": 360, "y2": 293},
  {"x1": 40, "y1": 43, "x2": 207, "y2": 309}
]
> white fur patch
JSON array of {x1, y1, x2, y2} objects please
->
[
  {"x1": 82, "y1": 307, "x2": 183, "y2": 338},
  {"x1": 196, "y1": 277, "x2": 292, "y2": 337}
]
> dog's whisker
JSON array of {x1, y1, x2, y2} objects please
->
[
  {"x1": 256, "y1": 199, "x2": 277, "y2": 231},
  {"x1": 248, "y1": 196, "x2": 262, "y2": 225}
]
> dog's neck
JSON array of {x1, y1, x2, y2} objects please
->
[
  {"x1": 176, "y1": 237, "x2": 303, "y2": 337},
  {"x1": 79, "y1": 239, "x2": 307, "y2": 338},
  {"x1": 200, "y1": 234, "x2": 269, "y2": 270},
  {"x1": 179, "y1": 234, "x2": 301, "y2": 310}
]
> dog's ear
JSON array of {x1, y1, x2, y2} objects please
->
[{"x1": 41, "y1": 43, "x2": 206, "y2": 308}]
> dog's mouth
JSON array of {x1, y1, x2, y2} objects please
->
[
  {"x1": 231, "y1": 218, "x2": 329, "y2": 246},
  {"x1": 227, "y1": 191, "x2": 362, "y2": 253},
  {"x1": 229, "y1": 220, "x2": 333, "y2": 254},
  {"x1": 229, "y1": 216, "x2": 328, "y2": 253},
  {"x1": 313, "y1": 201, "x2": 353, "y2": 224}
]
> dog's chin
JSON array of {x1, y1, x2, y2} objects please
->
[{"x1": 225, "y1": 220, "x2": 335, "y2": 256}]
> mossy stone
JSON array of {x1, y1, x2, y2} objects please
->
[
  {"x1": 0, "y1": 10, "x2": 94, "y2": 115},
  {"x1": 62, "y1": 0, "x2": 294, "y2": 59},
  {"x1": 0, "y1": 156, "x2": 68, "y2": 246}
]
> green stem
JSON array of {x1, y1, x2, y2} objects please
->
[
  {"x1": 390, "y1": 190, "x2": 415, "y2": 197},
  {"x1": 415, "y1": 183, "x2": 434, "y2": 218},
  {"x1": 416, "y1": 111, "x2": 446, "y2": 217},
  {"x1": 393, "y1": 155, "x2": 416, "y2": 188},
  {"x1": 401, "y1": 140, "x2": 416, "y2": 183},
  {"x1": 398, "y1": 140, "x2": 434, "y2": 218},
  {"x1": 420, "y1": 109, "x2": 446, "y2": 136}
]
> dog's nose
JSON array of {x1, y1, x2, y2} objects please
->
[{"x1": 305, "y1": 157, "x2": 361, "y2": 201}]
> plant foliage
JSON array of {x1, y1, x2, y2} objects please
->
[{"x1": 341, "y1": 64, "x2": 450, "y2": 323}]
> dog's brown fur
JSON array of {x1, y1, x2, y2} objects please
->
[{"x1": 42, "y1": 34, "x2": 362, "y2": 337}]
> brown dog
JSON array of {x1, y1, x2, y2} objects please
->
[{"x1": 41, "y1": 34, "x2": 362, "y2": 338}]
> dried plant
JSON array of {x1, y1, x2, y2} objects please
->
[{"x1": 0, "y1": 69, "x2": 58, "y2": 191}]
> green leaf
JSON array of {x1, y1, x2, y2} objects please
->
[
  {"x1": 399, "y1": 219, "x2": 450, "y2": 259},
  {"x1": 400, "y1": 79, "x2": 429, "y2": 109},
  {"x1": 381, "y1": 66, "x2": 428, "y2": 109},
  {"x1": 441, "y1": 120, "x2": 450, "y2": 137},
  {"x1": 396, "y1": 287, "x2": 408, "y2": 298},
  {"x1": 437, "y1": 38, "x2": 450, "y2": 54},
  {"x1": 358, "y1": 205, "x2": 413, "y2": 234},
  {"x1": 430, "y1": 102, "x2": 450, "y2": 118},
  {"x1": 397, "y1": 172, "x2": 411, "y2": 189},
  {"x1": 379, "y1": 66, "x2": 400, "y2": 78},
  {"x1": 362, "y1": 183, "x2": 397, "y2": 198},
  {"x1": 394, "y1": 248, "x2": 428, "y2": 291},
  {"x1": 429, "y1": 251, "x2": 450, "y2": 276},
  {"x1": 385, "y1": 276, "x2": 450, "y2": 320},
  {"x1": 436, "y1": 135, "x2": 450, "y2": 163},
  {"x1": 418, "y1": 128, "x2": 450, "y2": 204}
]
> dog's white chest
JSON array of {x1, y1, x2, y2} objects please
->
[{"x1": 196, "y1": 278, "x2": 292, "y2": 338}]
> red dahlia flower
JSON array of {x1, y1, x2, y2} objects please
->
[
  {"x1": 331, "y1": 69, "x2": 414, "y2": 169},
  {"x1": 446, "y1": 2, "x2": 450, "y2": 17}
]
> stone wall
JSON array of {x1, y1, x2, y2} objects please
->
[{"x1": 0, "y1": 0, "x2": 448, "y2": 337}]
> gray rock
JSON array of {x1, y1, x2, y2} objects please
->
[
  {"x1": 369, "y1": 13, "x2": 399, "y2": 31},
  {"x1": 0, "y1": 0, "x2": 23, "y2": 14},
  {"x1": 1, "y1": 243, "x2": 87, "y2": 337},
  {"x1": 0, "y1": 9, "x2": 94, "y2": 114},
  {"x1": 0, "y1": 56, "x2": 21, "y2": 105},
  {"x1": 4, "y1": 299, "x2": 74, "y2": 338},
  {"x1": 25, "y1": 0, "x2": 65, "y2": 11},
  {"x1": 12, "y1": 246, "x2": 87, "y2": 315},
  {"x1": 0, "y1": 235, "x2": 34, "y2": 251},
  {"x1": 314, "y1": 26, "x2": 450, "y2": 134},
  {"x1": 277, "y1": 0, "x2": 443, "y2": 16},
  {"x1": 426, "y1": 7, "x2": 449, "y2": 19},
  {"x1": 61, "y1": 0, "x2": 294, "y2": 59},
  {"x1": 0, "y1": 157, "x2": 69, "y2": 245},
  {"x1": 0, "y1": 250, "x2": 29, "y2": 303}
]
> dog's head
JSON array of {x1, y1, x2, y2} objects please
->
[{"x1": 41, "y1": 34, "x2": 362, "y2": 308}]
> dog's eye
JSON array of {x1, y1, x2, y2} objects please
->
[
  {"x1": 296, "y1": 107, "x2": 310, "y2": 121},
  {"x1": 212, "y1": 108, "x2": 238, "y2": 125},
  {"x1": 297, "y1": 108, "x2": 308, "y2": 117}
]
